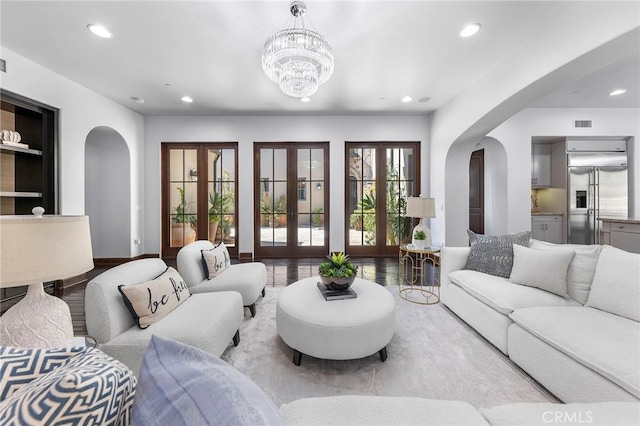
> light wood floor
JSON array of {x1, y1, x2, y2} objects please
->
[{"x1": 63, "y1": 257, "x2": 400, "y2": 335}]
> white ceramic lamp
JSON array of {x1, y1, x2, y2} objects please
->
[
  {"x1": 406, "y1": 197, "x2": 436, "y2": 250},
  {"x1": 0, "y1": 212, "x2": 94, "y2": 348}
]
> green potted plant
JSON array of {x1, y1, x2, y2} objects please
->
[
  {"x1": 318, "y1": 252, "x2": 358, "y2": 291},
  {"x1": 275, "y1": 194, "x2": 287, "y2": 227},
  {"x1": 413, "y1": 229, "x2": 427, "y2": 250},
  {"x1": 172, "y1": 187, "x2": 196, "y2": 247},
  {"x1": 208, "y1": 190, "x2": 232, "y2": 243}
]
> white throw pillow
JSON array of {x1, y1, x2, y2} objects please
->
[
  {"x1": 529, "y1": 239, "x2": 602, "y2": 304},
  {"x1": 586, "y1": 245, "x2": 640, "y2": 322},
  {"x1": 201, "y1": 243, "x2": 231, "y2": 279},
  {"x1": 509, "y1": 244, "x2": 574, "y2": 298}
]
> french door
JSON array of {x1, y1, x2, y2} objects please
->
[
  {"x1": 161, "y1": 143, "x2": 237, "y2": 258},
  {"x1": 346, "y1": 142, "x2": 420, "y2": 256},
  {"x1": 254, "y1": 142, "x2": 329, "y2": 258}
]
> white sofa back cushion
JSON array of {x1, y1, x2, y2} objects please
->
[
  {"x1": 529, "y1": 240, "x2": 602, "y2": 304},
  {"x1": 509, "y1": 244, "x2": 574, "y2": 298},
  {"x1": 176, "y1": 240, "x2": 213, "y2": 287},
  {"x1": 586, "y1": 245, "x2": 640, "y2": 322}
]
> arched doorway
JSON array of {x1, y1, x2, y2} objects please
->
[{"x1": 85, "y1": 127, "x2": 131, "y2": 259}]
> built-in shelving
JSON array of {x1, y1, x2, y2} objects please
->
[{"x1": 0, "y1": 143, "x2": 43, "y2": 156}]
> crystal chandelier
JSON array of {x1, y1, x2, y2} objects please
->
[{"x1": 262, "y1": 1, "x2": 334, "y2": 98}]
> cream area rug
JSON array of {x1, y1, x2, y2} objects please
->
[{"x1": 221, "y1": 286, "x2": 556, "y2": 409}]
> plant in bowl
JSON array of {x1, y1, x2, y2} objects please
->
[
  {"x1": 414, "y1": 230, "x2": 426, "y2": 240},
  {"x1": 318, "y1": 252, "x2": 358, "y2": 291}
]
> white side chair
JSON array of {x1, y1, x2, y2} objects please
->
[{"x1": 177, "y1": 241, "x2": 267, "y2": 317}]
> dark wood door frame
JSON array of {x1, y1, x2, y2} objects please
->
[
  {"x1": 253, "y1": 142, "x2": 330, "y2": 259},
  {"x1": 469, "y1": 149, "x2": 485, "y2": 235}
]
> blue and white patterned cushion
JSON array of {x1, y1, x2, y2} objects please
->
[
  {"x1": 0, "y1": 346, "x2": 136, "y2": 426},
  {"x1": 464, "y1": 230, "x2": 531, "y2": 278},
  {"x1": 132, "y1": 335, "x2": 283, "y2": 426}
]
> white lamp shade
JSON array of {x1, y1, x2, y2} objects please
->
[
  {"x1": 406, "y1": 197, "x2": 436, "y2": 218},
  {"x1": 0, "y1": 215, "x2": 94, "y2": 288}
]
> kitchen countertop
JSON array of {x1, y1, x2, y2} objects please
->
[
  {"x1": 598, "y1": 217, "x2": 640, "y2": 224},
  {"x1": 531, "y1": 212, "x2": 563, "y2": 216}
]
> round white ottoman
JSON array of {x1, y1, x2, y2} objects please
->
[{"x1": 276, "y1": 276, "x2": 396, "y2": 365}]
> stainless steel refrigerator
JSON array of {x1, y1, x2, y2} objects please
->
[{"x1": 568, "y1": 152, "x2": 628, "y2": 245}]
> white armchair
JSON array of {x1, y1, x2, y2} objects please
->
[{"x1": 177, "y1": 241, "x2": 267, "y2": 317}]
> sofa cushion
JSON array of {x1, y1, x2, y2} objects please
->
[
  {"x1": 464, "y1": 230, "x2": 531, "y2": 278},
  {"x1": 0, "y1": 346, "x2": 87, "y2": 400},
  {"x1": 509, "y1": 306, "x2": 640, "y2": 399},
  {"x1": 449, "y1": 270, "x2": 579, "y2": 316},
  {"x1": 586, "y1": 245, "x2": 640, "y2": 322},
  {"x1": 279, "y1": 395, "x2": 489, "y2": 425},
  {"x1": 118, "y1": 267, "x2": 191, "y2": 329},
  {"x1": 480, "y1": 402, "x2": 640, "y2": 425},
  {"x1": 132, "y1": 336, "x2": 283, "y2": 426},
  {"x1": 529, "y1": 239, "x2": 602, "y2": 304},
  {"x1": 509, "y1": 244, "x2": 574, "y2": 298},
  {"x1": 0, "y1": 346, "x2": 136, "y2": 425},
  {"x1": 201, "y1": 242, "x2": 231, "y2": 279}
]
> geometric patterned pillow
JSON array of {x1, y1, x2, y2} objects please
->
[
  {"x1": 0, "y1": 346, "x2": 136, "y2": 426},
  {"x1": 464, "y1": 230, "x2": 531, "y2": 278},
  {"x1": 0, "y1": 346, "x2": 87, "y2": 400}
]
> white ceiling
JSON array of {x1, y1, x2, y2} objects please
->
[{"x1": 1, "y1": 1, "x2": 638, "y2": 116}]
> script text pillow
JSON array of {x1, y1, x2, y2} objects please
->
[
  {"x1": 132, "y1": 336, "x2": 283, "y2": 426},
  {"x1": 509, "y1": 244, "x2": 574, "y2": 298},
  {"x1": 464, "y1": 230, "x2": 531, "y2": 278},
  {"x1": 202, "y1": 243, "x2": 231, "y2": 279},
  {"x1": 119, "y1": 267, "x2": 191, "y2": 329}
]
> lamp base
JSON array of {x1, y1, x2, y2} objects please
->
[
  {"x1": 411, "y1": 219, "x2": 431, "y2": 250},
  {"x1": 0, "y1": 283, "x2": 73, "y2": 348}
]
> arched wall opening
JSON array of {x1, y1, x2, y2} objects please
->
[
  {"x1": 85, "y1": 126, "x2": 131, "y2": 258},
  {"x1": 444, "y1": 136, "x2": 508, "y2": 243}
]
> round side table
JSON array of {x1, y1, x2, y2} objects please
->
[{"x1": 398, "y1": 244, "x2": 441, "y2": 305}]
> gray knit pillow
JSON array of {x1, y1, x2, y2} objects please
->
[{"x1": 464, "y1": 230, "x2": 531, "y2": 278}]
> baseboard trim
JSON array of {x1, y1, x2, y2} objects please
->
[
  {"x1": 93, "y1": 253, "x2": 160, "y2": 267},
  {"x1": 238, "y1": 252, "x2": 253, "y2": 262}
]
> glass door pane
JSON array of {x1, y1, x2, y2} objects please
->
[
  {"x1": 207, "y1": 148, "x2": 236, "y2": 247},
  {"x1": 386, "y1": 147, "x2": 414, "y2": 246},
  {"x1": 347, "y1": 147, "x2": 377, "y2": 246},
  {"x1": 169, "y1": 148, "x2": 198, "y2": 248},
  {"x1": 259, "y1": 148, "x2": 288, "y2": 247},
  {"x1": 297, "y1": 148, "x2": 326, "y2": 246}
]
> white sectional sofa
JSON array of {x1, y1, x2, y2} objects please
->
[{"x1": 441, "y1": 240, "x2": 640, "y2": 403}]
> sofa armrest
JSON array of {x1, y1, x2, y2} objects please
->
[{"x1": 440, "y1": 246, "x2": 470, "y2": 288}]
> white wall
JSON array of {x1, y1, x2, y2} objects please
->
[
  {"x1": 85, "y1": 127, "x2": 131, "y2": 258},
  {"x1": 144, "y1": 115, "x2": 430, "y2": 255},
  {"x1": 488, "y1": 108, "x2": 640, "y2": 235},
  {"x1": 0, "y1": 47, "x2": 146, "y2": 256}
]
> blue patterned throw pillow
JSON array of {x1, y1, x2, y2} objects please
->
[
  {"x1": 464, "y1": 230, "x2": 531, "y2": 278},
  {"x1": 132, "y1": 335, "x2": 283, "y2": 426},
  {"x1": 0, "y1": 346, "x2": 136, "y2": 425}
]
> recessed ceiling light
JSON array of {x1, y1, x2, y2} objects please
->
[
  {"x1": 87, "y1": 24, "x2": 112, "y2": 38},
  {"x1": 609, "y1": 89, "x2": 626, "y2": 96},
  {"x1": 460, "y1": 23, "x2": 481, "y2": 38},
  {"x1": 300, "y1": 97, "x2": 311, "y2": 103},
  {"x1": 401, "y1": 96, "x2": 413, "y2": 103},
  {"x1": 181, "y1": 96, "x2": 193, "y2": 103},
  {"x1": 418, "y1": 97, "x2": 431, "y2": 103},
  {"x1": 130, "y1": 97, "x2": 145, "y2": 104}
]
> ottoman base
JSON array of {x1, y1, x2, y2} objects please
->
[{"x1": 292, "y1": 346, "x2": 388, "y2": 366}]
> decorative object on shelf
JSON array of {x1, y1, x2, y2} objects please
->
[
  {"x1": 0, "y1": 129, "x2": 27, "y2": 149},
  {"x1": 318, "y1": 252, "x2": 358, "y2": 291},
  {"x1": 0, "y1": 209, "x2": 94, "y2": 348},
  {"x1": 406, "y1": 196, "x2": 436, "y2": 249},
  {"x1": 262, "y1": 1, "x2": 334, "y2": 98}
]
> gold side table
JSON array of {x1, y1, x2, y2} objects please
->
[{"x1": 398, "y1": 244, "x2": 441, "y2": 305}]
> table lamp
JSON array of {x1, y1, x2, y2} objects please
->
[
  {"x1": 0, "y1": 209, "x2": 94, "y2": 348},
  {"x1": 406, "y1": 197, "x2": 436, "y2": 250}
]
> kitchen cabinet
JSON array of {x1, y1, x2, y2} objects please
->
[
  {"x1": 531, "y1": 144, "x2": 551, "y2": 188},
  {"x1": 531, "y1": 215, "x2": 563, "y2": 244},
  {"x1": 600, "y1": 220, "x2": 640, "y2": 254}
]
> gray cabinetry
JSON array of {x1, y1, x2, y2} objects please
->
[
  {"x1": 531, "y1": 215, "x2": 563, "y2": 244},
  {"x1": 531, "y1": 144, "x2": 551, "y2": 188}
]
